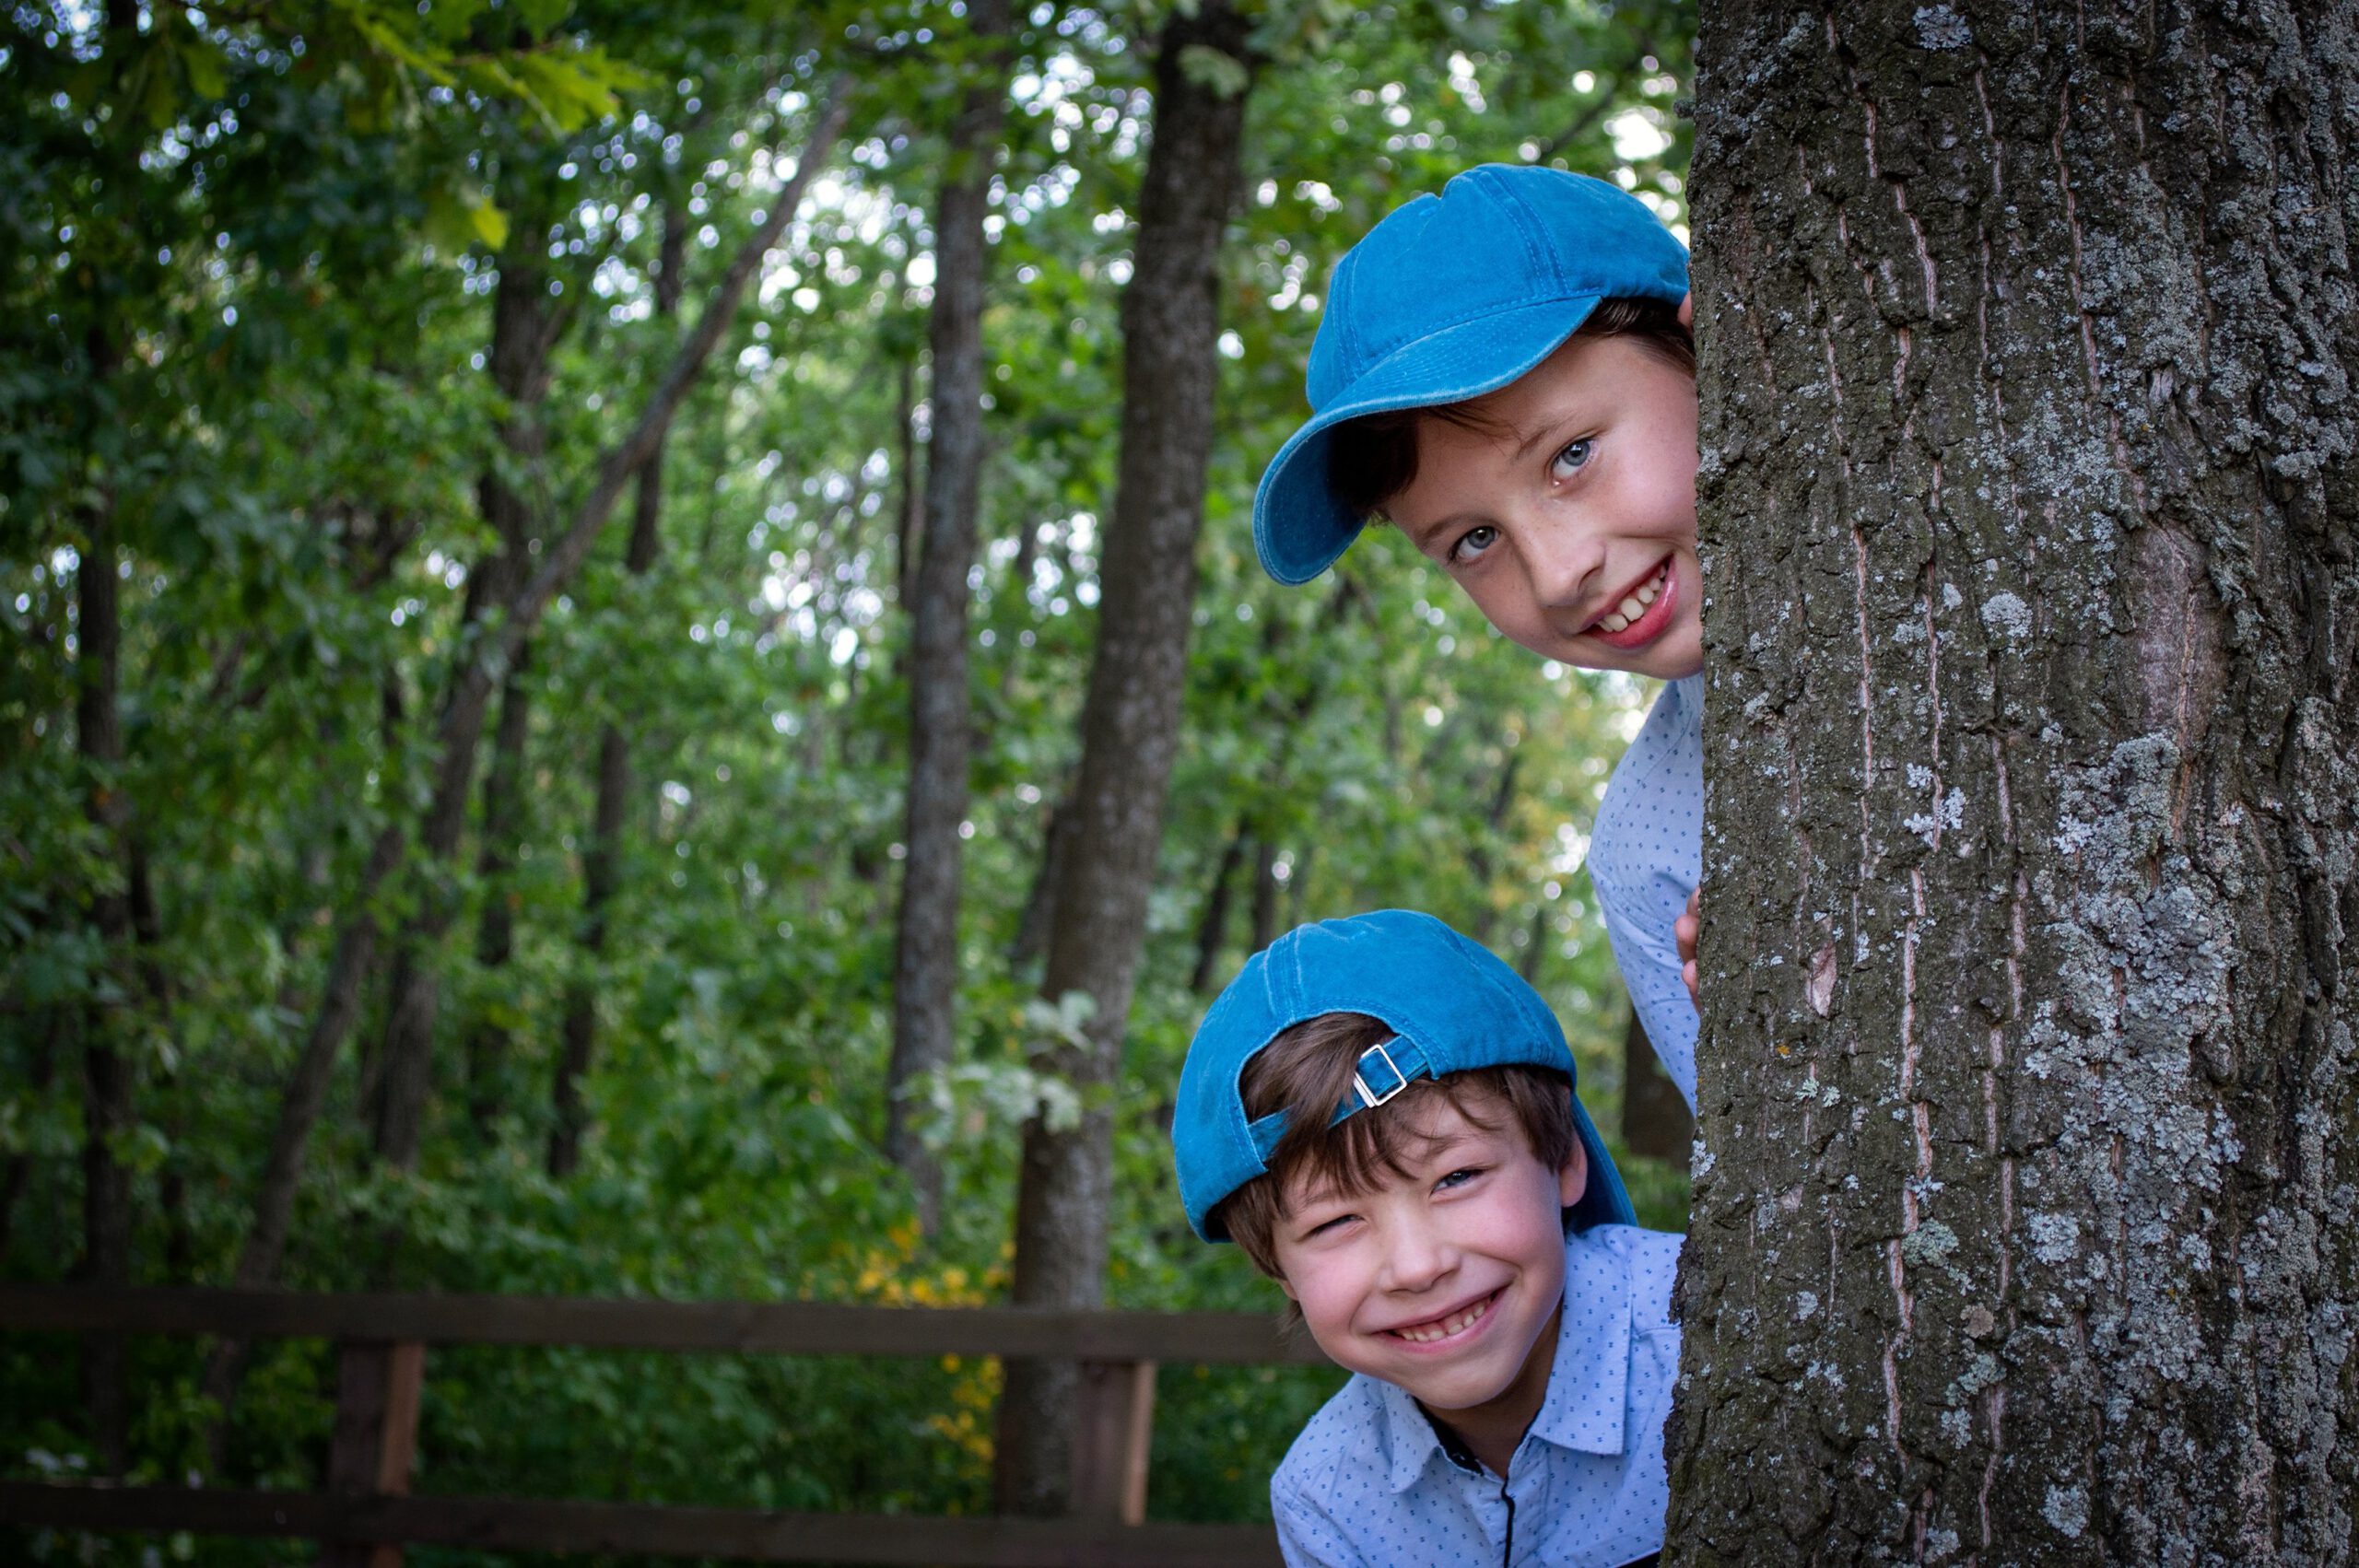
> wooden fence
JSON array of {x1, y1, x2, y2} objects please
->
[{"x1": 0, "y1": 1284, "x2": 1332, "y2": 1566}]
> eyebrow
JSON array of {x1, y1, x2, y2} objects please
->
[{"x1": 1399, "y1": 413, "x2": 1587, "y2": 553}]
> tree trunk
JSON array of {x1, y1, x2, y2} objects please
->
[
  {"x1": 1009, "y1": 790, "x2": 1076, "y2": 970},
  {"x1": 548, "y1": 205, "x2": 686, "y2": 1178},
  {"x1": 464, "y1": 644, "x2": 533, "y2": 1133},
  {"x1": 74, "y1": 486, "x2": 134, "y2": 1480},
  {"x1": 198, "y1": 86, "x2": 854, "y2": 1453},
  {"x1": 460, "y1": 258, "x2": 558, "y2": 1136},
  {"x1": 198, "y1": 818, "x2": 405, "y2": 1471},
  {"x1": 895, "y1": 355, "x2": 924, "y2": 612},
  {"x1": 365, "y1": 81, "x2": 851, "y2": 1184},
  {"x1": 886, "y1": 0, "x2": 1016, "y2": 1234},
  {"x1": 1246, "y1": 834, "x2": 1280, "y2": 956},
  {"x1": 1188, "y1": 819, "x2": 1250, "y2": 995},
  {"x1": 1467, "y1": 750, "x2": 1520, "y2": 947},
  {"x1": 371, "y1": 245, "x2": 561, "y2": 1180},
  {"x1": 1620, "y1": 1005, "x2": 1693, "y2": 1162},
  {"x1": 1669, "y1": 6, "x2": 2359, "y2": 1564},
  {"x1": 992, "y1": 2, "x2": 1252, "y2": 1515}
]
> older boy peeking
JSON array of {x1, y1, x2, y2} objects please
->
[{"x1": 1252, "y1": 166, "x2": 1706, "y2": 1099}]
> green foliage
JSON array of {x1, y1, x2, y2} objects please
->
[{"x1": 1, "y1": 0, "x2": 1694, "y2": 1555}]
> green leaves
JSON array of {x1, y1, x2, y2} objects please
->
[
  {"x1": 0, "y1": 0, "x2": 1696, "y2": 1527},
  {"x1": 424, "y1": 180, "x2": 511, "y2": 253}
]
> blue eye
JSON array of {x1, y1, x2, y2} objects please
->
[
  {"x1": 1447, "y1": 524, "x2": 1498, "y2": 566},
  {"x1": 1550, "y1": 438, "x2": 1595, "y2": 480}
]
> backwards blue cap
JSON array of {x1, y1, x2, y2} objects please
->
[
  {"x1": 1253, "y1": 166, "x2": 1689, "y2": 586},
  {"x1": 1173, "y1": 909, "x2": 1636, "y2": 1242}
]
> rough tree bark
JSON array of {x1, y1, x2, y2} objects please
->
[
  {"x1": 550, "y1": 204, "x2": 686, "y2": 1178},
  {"x1": 1670, "y1": 6, "x2": 2357, "y2": 1564},
  {"x1": 992, "y1": 2, "x2": 1252, "y2": 1515},
  {"x1": 886, "y1": 0, "x2": 1015, "y2": 1234}
]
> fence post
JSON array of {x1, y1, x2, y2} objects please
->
[
  {"x1": 322, "y1": 1340, "x2": 426, "y2": 1568},
  {"x1": 1070, "y1": 1358, "x2": 1156, "y2": 1525}
]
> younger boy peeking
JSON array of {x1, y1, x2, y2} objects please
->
[
  {"x1": 1174, "y1": 911, "x2": 1679, "y2": 1568},
  {"x1": 1253, "y1": 167, "x2": 1707, "y2": 1099}
]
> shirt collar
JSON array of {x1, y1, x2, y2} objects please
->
[
  {"x1": 1377, "y1": 1375, "x2": 1450, "y2": 1492},
  {"x1": 1369, "y1": 1229, "x2": 1636, "y2": 1489},
  {"x1": 1527, "y1": 1228, "x2": 1633, "y2": 1457}
]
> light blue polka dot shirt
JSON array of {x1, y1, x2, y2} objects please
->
[
  {"x1": 1271, "y1": 1224, "x2": 1683, "y2": 1568},
  {"x1": 1586, "y1": 675, "x2": 1704, "y2": 1110}
]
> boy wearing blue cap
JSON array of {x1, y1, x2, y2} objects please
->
[
  {"x1": 1175, "y1": 910, "x2": 1679, "y2": 1568},
  {"x1": 1253, "y1": 167, "x2": 1706, "y2": 1108}
]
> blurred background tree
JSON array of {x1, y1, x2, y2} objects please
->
[{"x1": 1, "y1": 0, "x2": 1694, "y2": 1554}]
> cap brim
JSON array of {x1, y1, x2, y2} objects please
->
[{"x1": 1252, "y1": 293, "x2": 1606, "y2": 585}]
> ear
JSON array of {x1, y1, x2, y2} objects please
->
[
  {"x1": 1556, "y1": 1139, "x2": 1590, "y2": 1210},
  {"x1": 1677, "y1": 290, "x2": 1694, "y2": 331},
  {"x1": 1275, "y1": 1273, "x2": 1299, "y2": 1303}
]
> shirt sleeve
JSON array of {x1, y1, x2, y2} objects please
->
[
  {"x1": 1272, "y1": 1478, "x2": 1367, "y2": 1568},
  {"x1": 1589, "y1": 676, "x2": 1704, "y2": 1113}
]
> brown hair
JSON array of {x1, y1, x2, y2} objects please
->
[
  {"x1": 1213, "y1": 1012, "x2": 1579, "y2": 1282},
  {"x1": 1326, "y1": 296, "x2": 1696, "y2": 521}
]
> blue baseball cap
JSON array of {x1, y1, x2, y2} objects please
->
[
  {"x1": 1173, "y1": 908, "x2": 1636, "y2": 1242},
  {"x1": 1253, "y1": 166, "x2": 1690, "y2": 585}
]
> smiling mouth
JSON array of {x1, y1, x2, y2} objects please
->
[
  {"x1": 1384, "y1": 1288, "x2": 1501, "y2": 1346},
  {"x1": 1587, "y1": 556, "x2": 1677, "y2": 650}
]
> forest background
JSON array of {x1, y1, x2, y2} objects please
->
[{"x1": 1, "y1": 0, "x2": 1698, "y2": 1550}]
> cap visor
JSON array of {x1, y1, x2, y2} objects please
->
[{"x1": 1252, "y1": 293, "x2": 1606, "y2": 585}]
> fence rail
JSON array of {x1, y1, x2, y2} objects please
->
[{"x1": 0, "y1": 1285, "x2": 1328, "y2": 1567}]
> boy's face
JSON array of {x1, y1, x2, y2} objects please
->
[
  {"x1": 1384, "y1": 333, "x2": 1703, "y2": 681},
  {"x1": 1271, "y1": 1094, "x2": 1587, "y2": 1422}
]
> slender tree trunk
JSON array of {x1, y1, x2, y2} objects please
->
[
  {"x1": 1517, "y1": 900, "x2": 1549, "y2": 985},
  {"x1": 992, "y1": 3, "x2": 1253, "y2": 1515},
  {"x1": 1669, "y1": 6, "x2": 2359, "y2": 1563},
  {"x1": 0, "y1": 1036, "x2": 54, "y2": 1261},
  {"x1": 464, "y1": 645, "x2": 533, "y2": 1132},
  {"x1": 894, "y1": 356, "x2": 924, "y2": 613},
  {"x1": 551, "y1": 205, "x2": 685, "y2": 1178},
  {"x1": 372, "y1": 248, "x2": 560, "y2": 1180},
  {"x1": 1619, "y1": 1005, "x2": 1692, "y2": 1162},
  {"x1": 1246, "y1": 835, "x2": 1280, "y2": 956},
  {"x1": 198, "y1": 818, "x2": 404, "y2": 1471},
  {"x1": 1188, "y1": 819, "x2": 1250, "y2": 994},
  {"x1": 1466, "y1": 751, "x2": 1520, "y2": 946},
  {"x1": 368, "y1": 84, "x2": 851, "y2": 1185},
  {"x1": 886, "y1": 0, "x2": 1016, "y2": 1233},
  {"x1": 201, "y1": 82, "x2": 854, "y2": 1445},
  {"x1": 1009, "y1": 790, "x2": 1075, "y2": 970},
  {"x1": 74, "y1": 486, "x2": 134, "y2": 1480},
  {"x1": 460, "y1": 228, "x2": 567, "y2": 1137}
]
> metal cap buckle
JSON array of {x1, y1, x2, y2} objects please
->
[{"x1": 1352, "y1": 1040, "x2": 1410, "y2": 1110}]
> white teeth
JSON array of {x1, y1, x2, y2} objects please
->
[
  {"x1": 1391, "y1": 1295, "x2": 1493, "y2": 1343},
  {"x1": 1600, "y1": 612, "x2": 1629, "y2": 633},
  {"x1": 1618, "y1": 594, "x2": 1646, "y2": 620},
  {"x1": 1635, "y1": 581, "x2": 1658, "y2": 605}
]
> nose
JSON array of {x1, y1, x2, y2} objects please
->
[
  {"x1": 1378, "y1": 1212, "x2": 1458, "y2": 1296},
  {"x1": 1522, "y1": 515, "x2": 1606, "y2": 615}
]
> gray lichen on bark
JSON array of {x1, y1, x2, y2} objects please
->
[{"x1": 1672, "y1": 4, "x2": 2357, "y2": 1564}]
